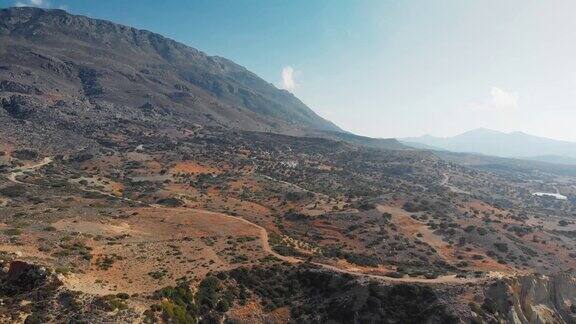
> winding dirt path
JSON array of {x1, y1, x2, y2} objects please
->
[
  {"x1": 7, "y1": 156, "x2": 53, "y2": 184},
  {"x1": 257, "y1": 174, "x2": 329, "y2": 199},
  {"x1": 179, "y1": 208, "x2": 301, "y2": 264},
  {"x1": 441, "y1": 172, "x2": 471, "y2": 195},
  {"x1": 65, "y1": 202, "x2": 484, "y2": 285},
  {"x1": 4, "y1": 157, "x2": 483, "y2": 285},
  {"x1": 180, "y1": 207, "x2": 482, "y2": 284}
]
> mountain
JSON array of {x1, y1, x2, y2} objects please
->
[
  {"x1": 398, "y1": 139, "x2": 446, "y2": 151},
  {"x1": 0, "y1": 7, "x2": 349, "y2": 150},
  {"x1": 5, "y1": 7, "x2": 576, "y2": 324},
  {"x1": 403, "y1": 128, "x2": 576, "y2": 161}
]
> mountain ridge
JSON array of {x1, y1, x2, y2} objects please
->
[
  {"x1": 0, "y1": 7, "x2": 350, "y2": 145},
  {"x1": 402, "y1": 128, "x2": 576, "y2": 163}
]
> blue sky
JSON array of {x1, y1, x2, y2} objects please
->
[{"x1": 3, "y1": 0, "x2": 576, "y2": 141}]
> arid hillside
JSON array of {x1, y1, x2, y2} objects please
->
[
  {"x1": 2, "y1": 6, "x2": 576, "y2": 324},
  {"x1": 0, "y1": 7, "x2": 351, "y2": 147},
  {"x1": 2, "y1": 125, "x2": 576, "y2": 322}
]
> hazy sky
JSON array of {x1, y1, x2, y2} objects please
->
[{"x1": 3, "y1": 0, "x2": 576, "y2": 141}]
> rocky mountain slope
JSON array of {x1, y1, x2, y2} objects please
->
[{"x1": 0, "y1": 7, "x2": 352, "y2": 148}]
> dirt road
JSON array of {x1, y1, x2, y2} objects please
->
[
  {"x1": 3, "y1": 157, "x2": 488, "y2": 285},
  {"x1": 183, "y1": 207, "x2": 483, "y2": 284},
  {"x1": 441, "y1": 172, "x2": 470, "y2": 195},
  {"x1": 7, "y1": 156, "x2": 53, "y2": 184}
]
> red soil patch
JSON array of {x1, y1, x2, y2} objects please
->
[{"x1": 171, "y1": 161, "x2": 222, "y2": 175}]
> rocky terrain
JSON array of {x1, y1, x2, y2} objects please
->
[{"x1": 2, "y1": 7, "x2": 576, "y2": 324}]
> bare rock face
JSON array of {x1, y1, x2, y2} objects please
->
[{"x1": 481, "y1": 273, "x2": 576, "y2": 323}]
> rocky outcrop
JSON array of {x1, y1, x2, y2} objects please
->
[
  {"x1": 0, "y1": 259, "x2": 139, "y2": 322},
  {"x1": 480, "y1": 273, "x2": 576, "y2": 324},
  {"x1": 1, "y1": 260, "x2": 49, "y2": 295}
]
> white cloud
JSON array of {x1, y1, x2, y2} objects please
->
[
  {"x1": 14, "y1": 0, "x2": 51, "y2": 8},
  {"x1": 490, "y1": 87, "x2": 518, "y2": 110},
  {"x1": 470, "y1": 87, "x2": 518, "y2": 111},
  {"x1": 280, "y1": 66, "x2": 298, "y2": 92}
]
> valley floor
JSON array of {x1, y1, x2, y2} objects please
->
[{"x1": 2, "y1": 128, "x2": 576, "y2": 322}]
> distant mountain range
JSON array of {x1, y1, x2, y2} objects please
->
[{"x1": 402, "y1": 128, "x2": 576, "y2": 165}]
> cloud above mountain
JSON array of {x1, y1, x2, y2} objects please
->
[
  {"x1": 13, "y1": 0, "x2": 66, "y2": 9},
  {"x1": 15, "y1": 0, "x2": 49, "y2": 8},
  {"x1": 281, "y1": 66, "x2": 297, "y2": 92},
  {"x1": 470, "y1": 87, "x2": 518, "y2": 112}
]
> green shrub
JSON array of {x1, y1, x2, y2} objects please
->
[
  {"x1": 0, "y1": 185, "x2": 26, "y2": 198},
  {"x1": 99, "y1": 295, "x2": 128, "y2": 311},
  {"x1": 3, "y1": 228, "x2": 22, "y2": 236},
  {"x1": 116, "y1": 292, "x2": 130, "y2": 300},
  {"x1": 493, "y1": 242, "x2": 508, "y2": 252},
  {"x1": 154, "y1": 283, "x2": 199, "y2": 324}
]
